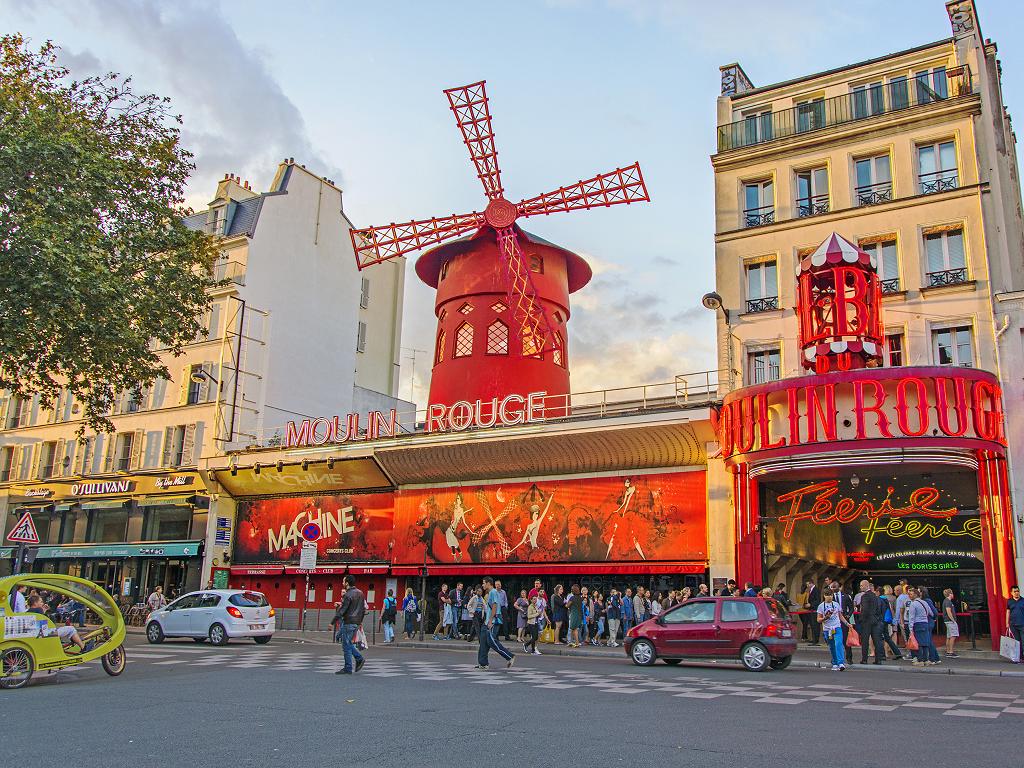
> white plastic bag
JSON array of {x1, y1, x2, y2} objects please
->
[
  {"x1": 1000, "y1": 631, "x2": 1020, "y2": 663},
  {"x1": 355, "y1": 626, "x2": 368, "y2": 650}
]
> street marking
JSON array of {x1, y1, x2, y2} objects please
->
[
  {"x1": 944, "y1": 709, "x2": 1000, "y2": 719},
  {"x1": 844, "y1": 704, "x2": 899, "y2": 711},
  {"x1": 902, "y1": 702, "x2": 956, "y2": 709},
  {"x1": 672, "y1": 692, "x2": 723, "y2": 699},
  {"x1": 754, "y1": 697, "x2": 806, "y2": 704}
]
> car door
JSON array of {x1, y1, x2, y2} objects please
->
[
  {"x1": 657, "y1": 600, "x2": 718, "y2": 657},
  {"x1": 716, "y1": 598, "x2": 760, "y2": 655},
  {"x1": 161, "y1": 594, "x2": 198, "y2": 636},
  {"x1": 190, "y1": 593, "x2": 221, "y2": 636}
]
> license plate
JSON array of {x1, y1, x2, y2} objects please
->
[
  {"x1": 249, "y1": 624, "x2": 264, "y2": 630},
  {"x1": 781, "y1": 629, "x2": 792, "y2": 637}
]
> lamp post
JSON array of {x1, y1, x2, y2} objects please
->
[{"x1": 701, "y1": 292, "x2": 736, "y2": 392}]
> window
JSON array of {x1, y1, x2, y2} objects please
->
[
  {"x1": 924, "y1": 228, "x2": 967, "y2": 286},
  {"x1": 434, "y1": 329, "x2": 446, "y2": 365},
  {"x1": 454, "y1": 323, "x2": 474, "y2": 357},
  {"x1": 6, "y1": 395, "x2": 31, "y2": 429},
  {"x1": 743, "y1": 180, "x2": 774, "y2": 227},
  {"x1": 113, "y1": 432, "x2": 134, "y2": 472},
  {"x1": 795, "y1": 167, "x2": 829, "y2": 217},
  {"x1": 37, "y1": 441, "x2": 57, "y2": 479},
  {"x1": 854, "y1": 154, "x2": 892, "y2": 206},
  {"x1": 933, "y1": 325, "x2": 973, "y2": 367},
  {"x1": 721, "y1": 600, "x2": 759, "y2": 622},
  {"x1": 186, "y1": 365, "x2": 203, "y2": 405},
  {"x1": 440, "y1": 260, "x2": 450, "y2": 281},
  {"x1": 888, "y1": 75, "x2": 909, "y2": 110},
  {"x1": 356, "y1": 321, "x2": 367, "y2": 353},
  {"x1": 918, "y1": 140, "x2": 957, "y2": 194},
  {"x1": 860, "y1": 239, "x2": 899, "y2": 293},
  {"x1": 742, "y1": 108, "x2": 773, "y2": 144},
  {"x1": 0, "y1": 446, "x2": 14, "y2": 482},
  {"x1": 163, "y1": 425, "x2": 187, "y2": 467},
  {"x1": 143, "y1": 504, "x2": 192, "y2": 540},
  {"x1": 458, "y1": 302, "x2": 474, "y2": 315},
  {"x1": 359, "y1": 277, "x2": 370, "y2": 309},
  {"x1": 229, "y1": 592, "x2": 269, "y2": 607},
  {"x1": 664, "y1": 601, "x2": 716, "y2": 624},
  {"x1": 748, "y1": 348, "x2": 781, "y2": 384},
  {"x1": 552, "y1": 332, "x2": 565, "y2": 368},
  {"x1": 87, "y1": 506, "x2": 129, "y2": 543},
  {"x1": 915, "y1": 66, "x2": 948, "y2": 104},
  {"x1": 528, "y1": 254, "x2": 544, "y2": 274},
  {"x1": 522, "y1": 327, "x2": 542, "y2": 358},
  {"x1": 490, "y1": 301, "x2": 507, "y2": 313},
  {"x1": 885, "y1": 332, "x2": 905, "y2": 367},
  {"x1": 486, "y1": 320, "x2": 509, "y2": 355},
  {"x1": 851, "y1": 81, "x2": 885, "y2": 119},
  {"x1": 745, "y1": 260, "x2": 778, "y2": 313},
  {"x1": 795, "y1": 96, "x2": 825, "y2": 132},
  {"x1": 167, "y1": 595, "x2": 199, "y2": 611},
  {"x1": 76, "y1": 437, "x2": 95, "y2": 475}
]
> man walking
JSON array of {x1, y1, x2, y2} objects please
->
[
  {"x1": 942, "y1": 588, "x2": 960, "y2": 658},
  {"x1": 448, "y1": 582, "x2": 464, "y2": 639},
  {"x1": 333, "y1": 576, "x2": 366, "y2": 675},
  {"x1": 803, "y1": 579, "x2": 821, "y2": 645},
  {"x1": 606, "y1": 588, "x2": 622, "y2": 647},
  {"x1": 147, "y1": 585, "x2": 167, "y2": 614},
  {"x1": 621, "y1": 587, "x2": 635, "y2": 634},
  {"x1": 857, "y1": 579, "x2": 886, "y2": 664},
  {"x1": 495, "y1": 579, "x2": 512, "y2": 640},
  {"x1": 477, "y1": 576, "x2": 515, "y2": 669}
]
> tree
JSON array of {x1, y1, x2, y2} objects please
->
[{"x1": 0, "y1": 35, "x2": 219, "y2": 434}]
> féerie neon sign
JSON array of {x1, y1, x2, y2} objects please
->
[{"x1": 775, "y1": 480, "x2": 981, "y2": 544}]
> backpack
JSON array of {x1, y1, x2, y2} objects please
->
[{"x1": 383, "y1": 596, "x2": 397, "y2": 622}]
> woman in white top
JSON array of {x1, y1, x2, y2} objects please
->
[{"x1": 817, "y1": 588, "x2": 852, "y2": 671}]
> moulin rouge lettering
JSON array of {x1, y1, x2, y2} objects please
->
[{"x1": 775, "y1": 480, "x2": 981, "y2": 544}]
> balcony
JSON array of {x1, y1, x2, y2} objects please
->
[
  {"x1": 796, "y1": 194, "x2": 830, "y2": 218},
  {"x1": 743, "y1": 205, "x2": 775, "y2": 228},
  {"x1": 919, "y1": 170, "x2": 959, "y2": 195},
  {"x1": 717, "y1": 66, "x2": 972, "y2": 151},
  {"x1": 746, "y1": 296, "x2": 780, "y2": 313},
  {"x1": 856, "y1": 181, "x2": 893, "y2": 206},
  {"x1": 880, "y1": 278, "x2": 901, "y2": 294},
  {"x1": 211, "y1": 260, "x2": 246, "y2": 286},
  {"x1": 926, "y1": 267, "x2": 968, "y2": 288}
]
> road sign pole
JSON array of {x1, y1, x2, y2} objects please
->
[{"x1": 13, "y1": 544, "x2": 27, "y2": 575}]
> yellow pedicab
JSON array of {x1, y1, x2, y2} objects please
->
[{"x1": 0, "y1": 573, "x2": 127, "y2": 689}]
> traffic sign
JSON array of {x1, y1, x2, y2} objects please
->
[
  {"x1": 6, "y1": 511, "x2": 40, "y2": 544},
  {"x1": 301, "y1": 521, "x2": 322, "y2": 542},
  {"x1": 299, "y1": 540, "x2": 318, "y2": 570}
]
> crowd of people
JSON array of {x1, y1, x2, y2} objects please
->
[{"x1": 6, "y1": 583, "x2": 92, "y2": 652}]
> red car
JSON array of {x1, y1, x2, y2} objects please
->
[{"x1": 624, "y1": 597, "x2": 797, "y2": 671}]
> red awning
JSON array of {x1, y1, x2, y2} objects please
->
[
  {"x1": 390, "y1": 566, "x2": 422, "y2": 576},
  {"x1": 284, "y1": 566, "x2": 347, "y2": 575},
  {"x1": 346, "y1": 564, "x2": 389, "y2": 575},
  {"x1": 229, "y1": 566, "x2": 285, "y2": 576},
  {"x1": 420, "y1": 562, "x2": 707, "y2": 577}
]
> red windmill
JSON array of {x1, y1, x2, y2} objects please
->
[{"x1": 350, "y1": 81, "x2": 649, "y2": 420}]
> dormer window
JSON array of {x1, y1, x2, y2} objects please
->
[{"x1": 207, "y1": 204, "x2": 227, "y2": 236}]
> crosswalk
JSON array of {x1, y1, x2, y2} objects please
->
[{"x1": 123, "y1": 644, "x2": 1024, "y2": 719}]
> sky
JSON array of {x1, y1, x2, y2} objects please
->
[{"x1": 5, "y1": 0, "x2": 1024, "y2": 407}]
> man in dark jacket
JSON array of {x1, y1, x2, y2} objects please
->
[
  {"x1": 805, "y1": 579, "x2": 822, "y2": 645},
  {"x1": 332, "y1": 576, "x2": 366, "y2": 675},
  {"x1": 857, "y1": 579, "x2": 886, "y2": 664}
]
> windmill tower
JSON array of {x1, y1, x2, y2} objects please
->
[{"x1": 351, "y1": 81, "x2": 649, "y2": 416}]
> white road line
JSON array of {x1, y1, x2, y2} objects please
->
[{"x1": 944, "y1": 709, "x2": 1001, "y2": 719}]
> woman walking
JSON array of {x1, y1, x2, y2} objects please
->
[
  {"x1": 580, "y1": 587, "x2": 592, "y2": 645},
  {"x1": 817, "y1": 587, "x2": 851, "y2": 671},
  {"x1": 466, "y1": 585, "x2": 485, "y2": 643},
  {"x1": 551, "y1": 584, "x2": 567, "y2": 644},
  {"x1": 381, "y1": 588, "x2": 397, "y2": 644},
  {"x1": 592, "y1": 592, "x2": 606, "y2": 646},
  {"x1": 402, "y1": 587, "x2": 419, "y2": 640},
  {"x1": 907, "y1": 588, "x2": 939, "y2": 666},
  {"x1": 525, "y1": 595, "x2": 542, "y2": 655},
  {"x1": 566, "y1": 584, "x2": 583, "y2": 648},
  {"x1": 515, "y1": 590, "x2": 530, "y2": 643}
]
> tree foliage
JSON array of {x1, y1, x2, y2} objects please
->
[{"x1": 0, "y1": 34, "x2": 218, "y2": 434}]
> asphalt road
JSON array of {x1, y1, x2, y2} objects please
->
[{"x1": 4, "y1": 635, "x2": 1021, "y2": 767}]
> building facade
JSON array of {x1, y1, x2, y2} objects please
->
[
  {"x1": 1, "y1": 159, "x2": 408, "y2": 601},
  {"x1": 710, "y1": 0, "x2": 1022, "y2": 643}
]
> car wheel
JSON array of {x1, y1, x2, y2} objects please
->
[
  {"x1": 146, "y1": 622, "x2": 165, "y2": 644},
  {"x1": 741, "y1": 642, "x2": 770, "y2": 672},
  {"x1": 663, "y1": 658, "x2": 682, "y2": 666},
  {"x1": 101, "y1": 645, "x2": 127, "y2": 676},
  {"x1": 769, "y1": 655, "x2": 793, "y2": 670},
  {"x1": 209, "y1": 623, "x2": 229, "y2": 646},
  {"x1": 192, "y1": 638, "x2": 207, "y2": 644},
  {"x1": 0, "y1": 647, "x2": 34, "y2": 689},
  {"x1": 630, "y1": 639, "x2": 656, "y2": 666},
  {"x1": 253, "y1": 635, "x2": 272, "y2": 645}
]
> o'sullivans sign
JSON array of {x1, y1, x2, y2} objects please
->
[
  {"x1": 717, "y1": 368, "x2": 1005, "y2": 461},
  {"x1": 285, "y1": 391, "x2": 548, "y2": 449}
]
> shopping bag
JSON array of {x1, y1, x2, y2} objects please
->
[
  {"x1": 846, "y1": 627, "x2": 861, "y2": 647},
  {"x1": 906, "y1": 632, "x2": 919, "y2": 651},
  {"x1": 355, "y1": 627, "x2": 368, "y2": 650},
  {"x1": 540, "y1": 625, "x2": 555, "y2": 644},
  {"x1": 1000, "y1": 631, "x2": 1021, "y2": 663}
]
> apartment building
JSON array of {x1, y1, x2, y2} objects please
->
[
  {"x1": 0, "y1": 159, "x2": 407, "y2": 599},
  {"x1": 708, "y1": 0, "x2": 1024, "y2": 627}
]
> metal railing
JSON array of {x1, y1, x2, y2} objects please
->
[
  {"x1": 880, "y1": 278, "x2": 901, "y2": 294},
  {"x1": 746, "y1": 296, "x2": 779, "y2": 313},
  {"x1": 743, "y1": 205, "x2": 775, "y2": 228},
  {"x1": 855, "y1": 181, "x2": 893, "y2": 206},
  {"x1": 796, "y1": 194, "x2": 830, "y2": 218},
  {"x1": 926, "y1": 267, "x2": 969, "y2": 287},
  {"x1": 211, "y1": 260, "x2": 246, "y2": 285},
  {"x1": 919, "y1": 171, "x2": 959, "y2": 195},
  {"x1": 718, "y1": 66, "x2": 972, "y2": 151}
]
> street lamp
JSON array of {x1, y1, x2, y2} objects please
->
[{"x1": 701, "y1": 292, "x2": 736, "y2": 391}]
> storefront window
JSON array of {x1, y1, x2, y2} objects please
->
[
  {"x1": 142, "y1": 504, "x2": 193, "y2": 541},
  {"x1": 87, "y1": 507, "x2": 129, "y2": 542}
]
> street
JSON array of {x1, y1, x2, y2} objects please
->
[{"x1": 4, "y1": 635, "x2": 1022, "y2": 767}]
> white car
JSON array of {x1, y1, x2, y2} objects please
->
[{"x1": 146, "y1": 589, "x2": 275, "y2": 646}]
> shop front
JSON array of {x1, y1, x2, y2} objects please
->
[{"x1": 720, "y1": 367, "x2": 1013, "y2": 647}]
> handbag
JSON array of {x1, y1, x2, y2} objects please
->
[
  {"x1": 846, "y1": 627, "x2": 861, "y2": 647},
  {"x1": 1000, "y1": 631, "x2": 1021, "y2": 663},
  {"x1": 540, "y1": 625, "x2": 555, "y2": 644},
  {"x1": 906, "y1": 631, "x2": 919, "y2": 651}
]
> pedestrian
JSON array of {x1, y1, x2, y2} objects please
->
[
  {"x1": 466, "y1": 585, "x2": 485, "y2": 642},
  {"x1": 551, "y1": 584, "x2": 567, "y2": 643},
  {"x1": 717, "y1": 579, "x2": 737, "y2": 596},
  {"x1": 907, "y1": 587, "x2": 940, "y2": 666},
  {"x1": 525, "y1": 595, "x2": 542, "y2": 655},
  {"x1": 942, "y1": 588, "x2": 960, "y2": 658},
  {"x1": 515, "y1": 589, "x2": 529, "y2": 643},
  {"x1": 759, "y1": 586, "x2": 773, "y2": 599},
  {"x1": 332, "y1": 575, "x2": 366, "y2": 675},
  {"x1": 476, "y1": 576, "x2": 515, "y2": 669},
  {"x1": 146, "y1": 585, "x2": 167, "y2": 614},
  {"x1": 448, "y1": 582, "x2": 464, "y2": 639},
  {"x1": 830, "y1": 581, "x2": 855, "y2": 663},
  {"x1": 566, "y1": 584, "x2": 583, "y2": 647},
  {"x1": 697, "y1": 583, "x2": 710, "y2": 597},
  {"x1": 817, "y1": 587, "x2": 850, "y2": 671},
  {"x1": 528, "y1": 579, "x2": 543, "y2": 600},
  {"x1": 593, "y1": 592, "x2": 606, "y2": 645},
  {"x1": 495, "y1": 579, "x2": 512, "y2": 641},
  {"x1": 580, "y1": 586, "x2": 592, "y2": 645},
  {"x1": 537, "y1": 589, "x2": 550, "y2": 633},
  {"x1": 402, "y1": 587, "x2": 419, "y2": 640},
  {"x1": 650, "y1": 592, "x2": 663, "y2": 617},
  {"x1": 432, "y1": 583, "x2": 450, "y2": 640},
  {"x1": 857, "y1": 579, "x2": 886, "y2": 664},
  {"x1": 895, "y1": 583, "x2": 911, "y2": 645},
  {"x1": 1006, "y1": 585, "x2": 1024, "y2": 662},
  {"x1": 797, "y1": 580, "x2": 813, "y2": 643},
  {"x1": 633, "y1": 587, "x2": 646, "y2": 624},
  {"x1": 10, "y1": 583, "x2": 27, "y2": 613},
  {"x1": 381, "y1": 588, "x2": 397, "y2": 644},
  {"x1": 877, "y1": 586, "x2": 903, "y2": 660},
  {"x1": 743, "y1": 582, "x2": 758, "y2": 597},
  {"x1": 606, "y1": 588, "x2": 622, "y2": 647}
]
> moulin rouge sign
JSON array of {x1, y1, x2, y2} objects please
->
[
  {"x1": 718, "y1": 369, "x2": 1005, "y2": 461},
  {"x1": 285, "y1": 391, "x2": 548, "y2": 449}
]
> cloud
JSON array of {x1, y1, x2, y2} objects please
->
[{"x1": 42, "y1": 0, "x2": 340, "y2": 206}]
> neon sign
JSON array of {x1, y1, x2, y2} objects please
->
[{"x1": 774, "y1": 480, "x2": 980, "y2": 544}]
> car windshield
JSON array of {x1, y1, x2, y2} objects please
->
[
  {"x1": 228, "y1": 592, "x2": 268, "y2": 607},
  {"x1": 765, "y1": 598, "x2": 789, "y2": 620}
]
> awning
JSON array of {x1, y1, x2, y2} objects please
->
[
  {"x1": 229, "y1": 566, "x2": 285, "y2": 576},
  {"x1": 212, "y1": 456, "x2": 393, "y2": 498},
  {"x1": 28, "y1": 540, "x2": 204, "y2": 559},
  {"x1": 346, "y1": 564, "x2": 388, "y2": 575},
  {"x1": 284, "y1": 566, "x2": 347, "y2": 575},
  {"x1": 81, "y1": 499, "x2": 130, "y2": 510},
  {"x1": 419, "y1": 562, "x2": 708, "y2": 576},
  {"x1": 136, "y1": 494, "x2": 197, "y2": 507},
  {"x1": 390, "y1": 566, "x2": 422, "y2": 576}
]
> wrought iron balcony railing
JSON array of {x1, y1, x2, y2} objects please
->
[
  {"x1": 919, "y1": 171, "x2": 959, "y2": 195},
  {"x1": 880, "y1": 278, "x2": 901, "y2": 294},
  {"x1": 796, "y1": 194, "x2": 830, "y2": 218},
  {"x1": 746, "y1": 296, "x2": 780, "y2": 313},
  {"x1": 926, "y1": 267, "x2": 968, "y2": 287},
  {"x1": 743, "y1": 205, "x2": 775, "y2": 228},
  {"x1": 717, "y1": 66, "x2": 972, "y2": 151},
  {"x1": 856, "y1": 181, "x2": 893, "y2": 206},
  {"x1": 211, "y1": 260, "x2": 246, "y2": 286}
]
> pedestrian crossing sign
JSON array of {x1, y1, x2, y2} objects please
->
[{"x1": 6, "y1": 511, "x2": 40, "y2": 544}]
